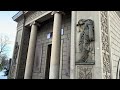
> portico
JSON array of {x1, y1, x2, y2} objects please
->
[{"x1": 24, "y1": 11, "x2": 64, "y2": 79}]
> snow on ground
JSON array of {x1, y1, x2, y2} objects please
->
[{"x1": 0, "y1": 70, "x2": 7, "y2": 79}]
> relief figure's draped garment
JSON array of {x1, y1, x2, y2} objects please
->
[{"x1": 78, "y1": 19, "x2": 94, "y2": 62}]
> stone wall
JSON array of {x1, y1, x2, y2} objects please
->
[
  {"x1": 15, "y1": 27, "x2": 30, "y2": 79},
  {"x1": 109, "y1": 11, "x2": 120, "y2": 79},
  {"x1": 75, "y1": 11, "x2": 103, "y2": 79},
  {"x1": 10, "y1": 11, "x2": 120, "y2": 79},
  {"x1": 32, "y1": 13, "x2": 71, "y2": 79},
  {"x1": 100, "y1": 11, "x2": 111, "y2": 79},
  {"x1": 8, "y1": 16, "x2": 30, "y2": 79},
  {"x1": 8, "y1": 19, "x2": 23, "y2": 79}
]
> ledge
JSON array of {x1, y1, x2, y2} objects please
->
[
  {"x1": 75, "y1": 62, "x2": 95, "y2": 65},
  {"x1": 12, "y1": 11, "x2": 29, "y2": 22},
  {"x1": 12, "y1": 11, "x2": 23, "y2": 21},
  {"x1": 25, "y1": 11, "x2": 52, "y2": 26}
]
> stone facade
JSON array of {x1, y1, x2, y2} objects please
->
[
  {"x1": 8, "y1": 19, "x2": 24, "y2": 79},
  {"x1": 109, "y1": 11, "x2": 120, "y2": 79},
  {"x1": 75, "y1": 11, "x2": 102, "y2": 79},
  {"x1": 32, "y1": 13, "x2": 71, "y2": 79},
  {"x1": 9, "y1": 11, "x2": 120, "y2": 79},
  {"x1": 100, "y1": 11, "x2": 111, "y2": 79},
  {"x1": 15, "y1": 27, "x2": 30, "y2": 79}
]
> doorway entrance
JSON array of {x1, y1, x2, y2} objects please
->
[{"x1": 45, "y1": 44, "x2": 52, "y2": 79}]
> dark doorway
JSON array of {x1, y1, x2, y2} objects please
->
[{"x1": 45, "y1": 44, "x2": 52, "y2": 79}]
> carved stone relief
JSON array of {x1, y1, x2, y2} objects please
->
[
  {"x1": 16, "y1": 28, "x2": 30, "y2": 79},
  {"x1": 8, "y1": 41, "x2": 19, "y2": 79},
  {"x1": 76, "y1": 65, "x2": 93, "y2": 79},
  {"x1": 76, "y1": 19, "x2": 95, "y2": 64},
  {"x1": 100, "y1": 11, "x2": 111, "y2": 79},
  {"x1": 13, "y1": 42, "x2": 19, "y2": 64},
  {"x1": 8, "y1": 28, "x2": 23, "y2": 78}
]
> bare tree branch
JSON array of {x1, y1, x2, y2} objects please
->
[
  {"x1": 0, "y1": 34, "x2": 9, "y2": 71},
  {"x1": 0, "y1": 35, "x2": 9, "y2": 55}
]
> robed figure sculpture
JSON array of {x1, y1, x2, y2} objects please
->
[{"x1": 76, "y1": 19, "x2": 95, "y2": 63}]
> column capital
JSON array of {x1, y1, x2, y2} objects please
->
[
  {"x1": 51, "y1": 11, "x2": 65, "y2": 15},
  {"x1": 30, "y1": 21, "x2": 41, "y2": 27}
]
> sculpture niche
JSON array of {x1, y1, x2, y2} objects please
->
[{"x1": 76, "y1": 19, "x2": 95, "y2": 64}]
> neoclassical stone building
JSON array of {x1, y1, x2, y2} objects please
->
[{"x1": 8, "y1": 11, "x2": 120, "y2": 79}]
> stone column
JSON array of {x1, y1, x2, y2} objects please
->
[
  {"x1": 24, "y1": 22, "x2": 39, "y2": 79},
  {"x1": 49, "y1": 11, "x2": 63, "y2": 79},
  {"x1": 70, "y1": 11, "x2": 77, "y2": 79}
]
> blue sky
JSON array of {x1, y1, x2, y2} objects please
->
[{"x1": 0, "y1": 11, "x2": 18, "y2": 58}]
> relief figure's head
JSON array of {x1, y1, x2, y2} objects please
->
[{"x1": 77, "y1": 19, "x2": 86, "y2": 32}]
